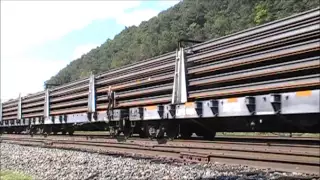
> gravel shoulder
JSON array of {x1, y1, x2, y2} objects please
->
[{"x1": 0, "y1": 142, "x2": 316, "y2": 180}]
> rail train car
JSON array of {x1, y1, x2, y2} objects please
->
[{"x1": 1, "y1": 8, "x2": 319, "y2": 139}]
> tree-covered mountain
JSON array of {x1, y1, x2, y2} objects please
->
[{"x1": 45, "y1": 0, "x2": 319, "y2": 86}]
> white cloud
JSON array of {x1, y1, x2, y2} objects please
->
[
  {"x1": 0, "y1": 0, "x2": 174, "y2": 102},
  {"x1": 72, "y1": 44, "x2": 100, "y2": 60},
  {"x1": 115, "y1": 1, "x2": 182, "y2": 27},
  {"x1": 1, "y1": 1, "x2": 142, "y2": 102},
  {"x1": 116, "y1": 9, "x2": 159, "y2": 26},
  {"x1": 1, "y1": 1, "x2": 142, "y2": 57},
  {"x1": 1, "y1": 55, "x2": 67, "y2": 102}
]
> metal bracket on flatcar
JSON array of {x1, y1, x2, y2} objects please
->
[
  {"x1": 245, "y1": 96, "x2": 256, "y2": 115},
  {"x1": 51, "y1": 116, "x2": 55, "y2": 123},
  {"x1": 172, "y1": 47, "x2": 188, "y2": 104},
  {"x1": 87, "y1": 112, "x2": 97, "y2": 122},
  {"x1": 64, "y1": 115, "x2": 68, "y2": 123},
  {"x1": 270, "y1": 93, "x2": 281, "y2": 114},
  {"x1": 113, "y1": 109, "x2": 129, "y2": 121},
  {"x1": 59, "y1": 115, "x2": 63, "y2": 123},
  {"x1": 157, "y1": 105, "x2": 164, "y2": 119},
  {"x1": 39, "y1": 117, "x2": 44, "y2": 124},
  {"x1": 44, "y1": 82, "x2": 60, "y2": 89},
  {"x1": 194, "y1": 101, "x2": 203, "y2": 117},
  {"x1": 129, "y1": 107, "x2": 143, "y2": 121},
  {"x1": 164, "y1": 104, "x2": 176, "y2": 119},
  {"x1": 58, "y1": 115, "x2": 67, "y2": 123},
  {"x1": 208, "y1": 100, "x2": 219, "y2": 116},
  {"x1": 177, "y1": 39, "x2": 203, "y2": 49}
]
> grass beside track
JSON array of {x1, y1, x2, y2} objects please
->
[
  {"x1": 216, "y1": 132, "x2": 320, "y2": 138},
  {"x1": 0, "y1": 170, "x2": 33, "y2": 180}
]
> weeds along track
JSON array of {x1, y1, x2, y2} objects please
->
[{"x1": 1, "y1": 134, "x2": 319, "y2": 176}]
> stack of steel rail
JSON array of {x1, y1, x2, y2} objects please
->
[
  {"x1": 2, "y1": 92, "x2": 46, "y2": 123},
  {"x1": 1, "y1": 8, "x2": 319, "y2": 119},
  {"x1": 97, "y1": 7, "x2": 320, "y2": 107},
  {"x1": 2, "y1": 99, "x2": 18, "y2": 122},
  {"x1": 49, "y1": 79, "x2": 90, "y2": 115},
  {"x1": 95, "y1": 51, "x2": 176, "y2": 110}
]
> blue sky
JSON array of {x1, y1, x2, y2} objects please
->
[
  {"x1": 28, "y1": 17, "x2": 123, "y2": 61},
  {"x1": 0, "y1": 0, "x2": 180, "y2": 101}
]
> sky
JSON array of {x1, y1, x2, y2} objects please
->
[{"x1": 0, "y1": 0, "x2": 180, "y2": 102}]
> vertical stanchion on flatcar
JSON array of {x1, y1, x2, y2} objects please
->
[
  {"x1": 17, "y1": 93, "x2": 22, "y2": 123},
  {"x1": 171, "y1": 47, "x2": 188, "y2": 104},
  {"x1": 42, "y1": 89, "x2": 51, "y2": 136},
  {"x1": 88, "y1": 73, "x2": 97, "y2": 121},
  {"x1": 0, "y1": 101, "x2": 3, "y2": 133},
  {"x1": 44, "y1": 89, "x2": 50, "y2": 121},
  {"x1": 0, "y1": 101, "x2": 2, "y2": 123},
  {"x1": 165, "y1": 45, "x2": 189, "y2": 139},
  {"x1": 172, "y1": 39, "x2": 202, "y2": 105}
]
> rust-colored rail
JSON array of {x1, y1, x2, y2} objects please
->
[
  {"x1": 1, "y1": 135, "x2": 319, "y2": 175},
  {"x1": 21, "y1": 107, "x2": 43, "y2": 114},
  {"x1": 22, "y1": 101, "x2": 44, "y2": 108},
  {"x1": 188, "y1": 23, "x2": 319, "y2": 63},
  {"x1": 2, "y1": 106, "x2": 18, "y2": 113},
  {"x1": 190, "y1": 74, "x2": 320, "y2": 99},
  {"x1": 1, "y1": 115, "x2": 17, "y2": 120},
  {"x1": 117, "y1": 95, "x2": 172, "y2": 107},
  {"x1": 190, "y1": 57, "x2": 320, "y2": 87},
  {"x1": 50, "y1": 84, "x2": 88, "y2": 97},
  {"x1": 50, "y1": 92, "x2": 89, "y2": 103},
  {"x1": 22, "y1": 96, "x2": 45, "y2": 104},
  {"x1": 50, "y1": 99, "x2": 87, "y2": 109},
  {"x1": 50, "y1": 106, "x2": 87, "y2": 115},
  {"x1": 189, "y1": 8, "x2": 319, "y2": 52},
  {"x1": 22, "y1": 112, "x2": 43, "y2": 118},
  {"x1": 96, "y1": 63, "x2": 175, "y2": 86},
  {"x1": 188, "y1": 40, "x2": 319, "y2": 75},
  {"x1": 96, "y1": 73, "x2": 173, "y2": 93}
]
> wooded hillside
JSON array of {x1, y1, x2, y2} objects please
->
[{"x1": 45, "y1": 0, "x2": 319, "y2": 86}]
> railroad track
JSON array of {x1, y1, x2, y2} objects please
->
[
  {"x1": 2, "y1": 131, "x2": 320, "y2": 146},
  {"x1": 1, "y1": 134, "x2": 319, "y2": 176}
]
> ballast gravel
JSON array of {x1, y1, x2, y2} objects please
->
[{"x1": 0, "y1": 143, "x2": 316, "y2": 180}]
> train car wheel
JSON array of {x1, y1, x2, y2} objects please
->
[{"x1": 166, "y1": 125, "x2": 179, "y2": 140}]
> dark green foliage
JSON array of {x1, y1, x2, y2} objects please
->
[{"x1": 46, "y1": 0, "x2": 319, "y2": 85}]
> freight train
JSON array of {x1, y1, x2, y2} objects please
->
[{"x1": 1, "y1": 8, "x2": 319, "y2": 140}]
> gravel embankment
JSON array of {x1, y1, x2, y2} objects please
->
[{"x1": 0, "y1": 143, "x2": 315, "y2": 180}]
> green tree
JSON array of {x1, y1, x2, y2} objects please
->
[{"x1": 254, "y1": 2, "x2": 269, "y2": 24}]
